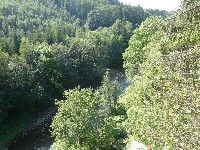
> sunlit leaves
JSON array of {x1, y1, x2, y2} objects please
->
[
  {"x1": 123, "y1": 16, "x2": 162, "y2": 79},
  {"x1": 121, "y1": 1, "x2": 200, "y2": 149},
  {"x1": 51, "y1": 86, "x2": 116, "y2": 149}
]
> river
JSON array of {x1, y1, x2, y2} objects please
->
[{"x1": 8, "y1": 69, "x2": 129, "y2": 150}]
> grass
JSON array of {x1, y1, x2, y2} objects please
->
[{"x1": 0, "y1": 106, "x2": 44, "y2": 149}]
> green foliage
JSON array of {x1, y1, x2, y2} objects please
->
[
  {"x1": 122, "y1": 5, "x2": 145, "y2": 28},
  {"x1": 108, "y1": 19, "x2": 133, "y2": 67},
  {"x1": 0, "y1": 0, "x2": 151, "y2": 54},
  {"x1": 51, "y1": 75, "x2": 123, "y2": 149},
  {"x1": 52, "y1": 89, "x2": 113, "y2": 149},
  {"x1": 121, "y1": 1, "x2": 200, "y2": 149},
  {"x1": 0, "y1": 51, "x2": 35, "y2": 119},
  {"x1": 123, "y1": 16, "x2": 162, "y2": 79},
  {"x1": 0, "y1": 0, "x2": 170, "y2": 147},
  {"x1": 0, "y1": 51, "x2": 10, "y2": 122},
  {"x1": 145, "y1": 9, "x2": 168, "y2": 18},
  {"x1": 87, "y1": 4, "x2": 121, "y2": 30},
  {"x1": 51, "y1": 87, "x2": 113, "y2": 149}
]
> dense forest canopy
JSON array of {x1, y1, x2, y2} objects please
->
[
  {"x1": 0, "y1": 0, "x2": 166, "y2": 128},
  {"x1": 0, "y1": 0, "x2": 199, "y2": 149},
  {"x1": 121, "y1": 0, "x2": 200, "y2": 149}
]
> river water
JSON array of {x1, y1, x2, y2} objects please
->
[{"x1": 8, "y1": 69, "x2": 129, "y2": 150}]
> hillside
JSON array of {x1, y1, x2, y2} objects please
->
[
  {"x1": 0, "y1": 0, "x2": 167, "y2": 148},
  {"x1": 121, "y1": 0, "x2": 200, "y2": 149},
  {"x1": 0, "y1": 0, "x2": 199, "y2": 149}
]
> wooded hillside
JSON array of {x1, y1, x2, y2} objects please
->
[
  {"x1": 1, "y1": 0, "x2": 199, "y2": 149},
  {"x1": 121, "y1": 0, "x2": 199, "y2": 149}
]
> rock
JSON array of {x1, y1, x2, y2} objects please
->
[{"x1": 129, "y1": 140, "x2": 148, "y2": 150}]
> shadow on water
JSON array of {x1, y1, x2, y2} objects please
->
[
  {"x1": 9, "y1": 121, "x2": 53, "y2": 150},
  {"x1": 8, "y1": 107, "x2": 56, "y2": 150}
]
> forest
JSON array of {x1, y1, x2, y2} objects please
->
[{"x1": 0, "y1": 0, "x2": 199, "y2": 149}]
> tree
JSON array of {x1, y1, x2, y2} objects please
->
[
  {"x1": 120, "y1": 1, "x2": 200, "y2": 149},
  {"x1": 108, "y1": 19, "x2": 133, "y2": 67},
  {"x1": 0, "y1": 51, "x2": 10, "y2": 124},
  {"x1": 122, "y1": 5, "x2": 145, "y2": 28},
  {"x1": 87, "y1": 5, "x2": 121, "y2": 30},
  {"x1": 123, "y1": 16, "x2": 162, "y2": 79},
  {"x1": 51, "y1": 87, "x2": 116, "y2": 149}
]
